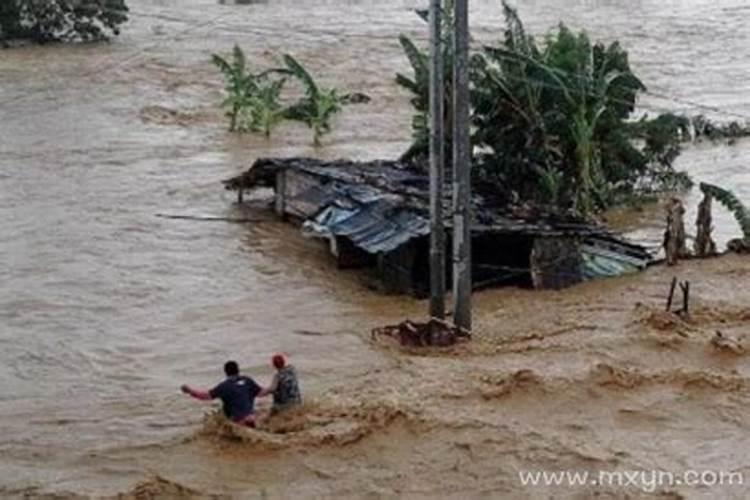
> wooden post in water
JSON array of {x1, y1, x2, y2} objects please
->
[
  {"x1": 664, "y1": 197, "x2": 688, "y2": 265},
  {"x1": 452, "y1": 0, "x2": 472, "y2": 331},
  {"x1": 275, "y1": 170, "x2": 286, "y2": 217},
  {"x1": 428, "y1": 0, "x2": 446, "y2": 320},
  {"x1": 694, "y1": 192, "x2": 717, "y2": 257}
]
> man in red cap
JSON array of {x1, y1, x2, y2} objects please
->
[{"x1": 267, "y1": 353, "x2": 302, "y2": 414}]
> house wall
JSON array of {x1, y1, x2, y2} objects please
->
[
  {"x1": 334, "y1": 236, "x2": 374, "y2": 269},
  {"x1": 471, "y1": 233, "x2": 534, "y2": 289},
  {"x1": 530, "y1": 236, "x2": 583, "y2": 289},
  {"x1": 277, "y1": 169, "x2": 326, "y2": 220},
  {"x1": 377, "y1": 234, "x2": 584, "y2": 296},
  {"x1": 377, "y1": 243, "x2": 420, "y2": 295},
  {"x1": 271, "y1": 168, "x2": 586, "y2": 294}
]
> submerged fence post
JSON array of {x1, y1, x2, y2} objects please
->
[
  {"x1": 429, "y1": 0, "x2": 446, "y2": 320},
  {"x1": 452, "y1": 0, "x2": 472, "y2": 331},
  {"x1": 275, "y1": 169, "x2": 286, "y2": 217}
]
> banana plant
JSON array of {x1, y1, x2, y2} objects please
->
[
  {"x1": 534, "y1": 165, "x2": 565, "y2": 208},
  {"x1": 700, "y1": 182, "x2": 750, "y2": 239},
  {"x1": 247, "y1": 77, "x2": 287, "y2": 137},
  {"x1": 394, "y1": 0, "x2": 691, "y2": 216},
  {"x1": 395, "y1": 3, "x2": 455, "y2": 166},
  {"x1": 282, "y1": 54, "x2": 346, "y2": 146},
  {"x1": 212, "y1": 45, "x2": 288, "y2": 137},
  {"x1": 212, "y1": 45, "x2": 255, "y2": 131}
]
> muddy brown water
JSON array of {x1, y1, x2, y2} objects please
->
[{"x1": 1, "y1": 0, "x2": 750, "y2": 497}]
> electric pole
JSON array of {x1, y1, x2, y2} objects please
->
[
  {"x1": 452, "y1": 0, "x2": 472, "y2": 330},
  {"x1": 428, "y1": 0, "x2": 446, "y2": 320}
]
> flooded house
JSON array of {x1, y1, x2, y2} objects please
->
[{"x1": 224, "y1": 158, "x2": 651, "y2": 295}]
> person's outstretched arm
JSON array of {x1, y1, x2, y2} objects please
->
[
  {"x1": 257, "y1": 374, "x2": 279, "y2": 398},
  {"x1": 181, "y1": 384, "x2": 212, "y2": 401}
]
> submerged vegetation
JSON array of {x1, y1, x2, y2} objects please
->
[
  {"x1": 211, "y1": 46, "x2": 287, "y2": 135},
  {"x1": 211, "y1": 6, "x2": 750, "y2": 220},
  {"x1": 397, "y1": 1, "x2": 693, "y2": 216},
  {"x1": 396, "y1": 7, "x2": 455, "y2": 167},
  {"x1": 0, "y1": 0, "x2": 128, "y2": 43},
  {"x1": 282, "y1": 55, "x2": 348, "y2": 146},
  {"x1": 212, "y1": 47, "x2": 356, "y2": 145}
]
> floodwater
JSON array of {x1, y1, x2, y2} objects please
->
[{"x1": 1, "y1": 0, "x2": 750, "y2": 497}]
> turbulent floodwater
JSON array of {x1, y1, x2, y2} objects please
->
[{"x1": 1, "y1": 0, "x2": 750, "y2": 497}]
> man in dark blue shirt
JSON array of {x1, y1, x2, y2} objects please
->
[{"x1": 182, "y1": 360, "x2": 266, "y2": 427}]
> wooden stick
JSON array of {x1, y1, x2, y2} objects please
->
[
  {"x1": 682, "y1": 281, "x2": 690, "y2": 315},
  {"x1": 666, "y1": 277, "x2": 678, "y2": 312}
]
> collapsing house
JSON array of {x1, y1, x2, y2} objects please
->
[{"x1": 224, "y1": 158, "x2": 651, "y2": 295}]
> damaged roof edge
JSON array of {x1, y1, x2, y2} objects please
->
[{"x1": 223, "y1": 157, "x2": 652, "y2": 263}]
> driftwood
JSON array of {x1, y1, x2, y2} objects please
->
[
  {"x1": 694, "y1": 192, "x2": 717, "y2": 257},
  {"x1": 663, "y1": 198, "x2": 689, "y2": 266},
  {"x1": 372, "y1": 318, "x2": 471, "y2": 347}
]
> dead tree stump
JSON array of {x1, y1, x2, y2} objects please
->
[
  {"x1": 694, "y1": 192, "x2": 717, "y2": 257},
  {"x1": 663, "y1": 198, "x2": 689, "y2": 266}
]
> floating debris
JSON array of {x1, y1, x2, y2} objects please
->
[
  {"x1": 711, "y1": 331, "x2": 745, "y2": 355},
  {"x1": 372, "y1": 318, "x2": 471, "y2": 347}
]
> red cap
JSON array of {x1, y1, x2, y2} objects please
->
[{"x1": 271, "y1": 353, "x2": 286, "y2": 369}]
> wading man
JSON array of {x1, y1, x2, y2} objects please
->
[{"x1": 181, "y1": 360, "x2": 264, "y2": 427}]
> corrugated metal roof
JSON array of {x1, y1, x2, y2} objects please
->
[
  {"x1": 310, "y1": 199, "x2": 430, "y2": 254},
  {"x1": 225, "y1": 157, "x2": 651, "y2": 260}
]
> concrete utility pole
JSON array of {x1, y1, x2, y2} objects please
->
[
  {"x1": 428, "y1": 0, "x2": 446, "y2": 320},
  {"x1": 452, "y1": 0, "x2": 472, "y2": 330}
]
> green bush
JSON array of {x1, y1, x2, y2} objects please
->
[
  {"x1": 397, "y1": 1, "x2": 691, "y2": 216},
  {"x1": 1, "y1": 0, "x2": 128, "y2": 43}
]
